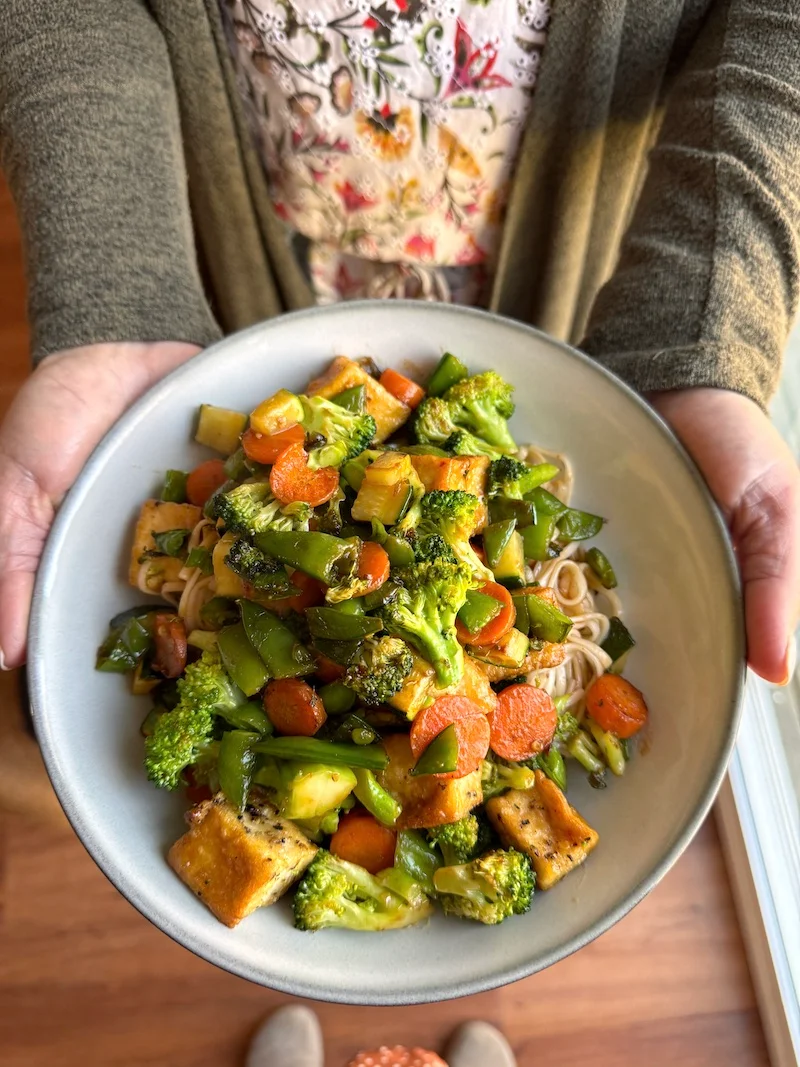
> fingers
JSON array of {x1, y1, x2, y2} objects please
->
[
  {"x1": 734, "y1": 464, "x2": 800, "y2": 684},
  {"x1": 0, "y1": 457, "x2": 54, "y2": 669}
]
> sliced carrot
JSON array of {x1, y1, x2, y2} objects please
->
[
  {"x1": 586, "y1": 673, "x2": 648, "y2": 738},
  {"x1": 379, "y1": 368, "x2": 425, "y2": 409},
  {"x1": 263, "y1": 678, "x2": 327, "y2": 736},
  {"x1": 410, "y1": 695, "x2": 490, "y2": 779},
  {"x1": 256, "y1": 570, "x2": 326, "y2": 617},
  {"x1": 314, "y1": 651, "x2": 346, "y2": 684},
  {"x1": 330, "y1": 810, "x2": 397, "y2": 874},
  {"x1": 241, "y1": 424, "x2": 304, "y2": 465},
  {"x1": 357, "y1": 541, "x2": 390, "y2": 595},
  {"x1": 270, "y1": 441, "x2": 339, "y2": 507},
  {"x1": 455, "y1": 581, "x2": 514, "y2": 646},
  {"x1": 186, "y1": 459, "x2": 228, "y2": 507},
  {"x1": 488, "y1": 683, "x2": 557, "y2": 762}
]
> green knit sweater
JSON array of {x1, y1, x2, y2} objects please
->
[{"x1": 1, "y1": 0, "x2": 799, "y2": 410}]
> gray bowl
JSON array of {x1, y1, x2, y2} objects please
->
[{"x1": 28, "y1": 302, "x2": 744, "y2": 1004}]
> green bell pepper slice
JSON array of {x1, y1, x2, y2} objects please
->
[
  {"x1": 217, "y1": 622, "x2": 269, "y2": 697},
  {"x1": 240, "y1": 600, "x2": 315, "y2": 678},
  {"x1": 411, "y1": 723, "x2": 459, "y2": 776},
  {"x1": 218, "y1": 729, "x2": 259, "y2": 812},
  {"x1": 426, "y1": 352, "x2": 468, "y2": 397}
]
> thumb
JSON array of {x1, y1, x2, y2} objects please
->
[
  {"x1": 0, "y1": 458, "x2": 54, "y2": 668},
  {"x1": 734, "y1": 463, "x2": 800, "y2": 684}
]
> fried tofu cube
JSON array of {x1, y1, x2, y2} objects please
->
[
  {"x1": 129, "y1": 499, "x2": 202, "y2": 589},
  {"x1": 212, "y1": 532, "x2": 248, "y2": 599},
  {"x1": 486, "y1": 771, "x2": 598, "y2": 889},
  {"x1": 378, "y1": 734, "x2": 483, "y2": 830},
  {"x1": 477, "y1": 642, "x2": 566, "y2": 683},
  {"x1": 168, "y1": 791, "x2": 317, "y2": 927},
  {"x1": 307, "y1": 356, "x2": 411, "y2": 442}
]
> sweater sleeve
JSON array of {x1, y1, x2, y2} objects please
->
[
  {"x1": 582, "y1": 0, "x2": 800, "y2": 410},
  {"x1": 0, "y1": 0, "x2": 222, "y2": 362}
]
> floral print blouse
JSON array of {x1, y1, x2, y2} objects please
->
[{"x1": 220, "y1": 0, "x2": 551, "y2": 304}]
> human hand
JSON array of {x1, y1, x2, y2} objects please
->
[
  {"x1": 0, "y1": 341, "x2": 201, "y2": 669},
  {"x1": 650, "y1": 388, "x2": 800, "y2": 684}
]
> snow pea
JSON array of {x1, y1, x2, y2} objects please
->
[
  {"x1": 331, "y1": 384, "x2": 367, "y2": 413},
  {"x1": 482, "y1": 518, "x2": 516, "y2": 569},
  {"x1": 95, "y1": 615, "x2": 152, "y2": 673},
  {"x1": 456, "y1": 589, "x2": 502, "y2": 636},
  {"x1": 161, "y1": 469, "x2": 188, "y2": 503},
  {"x1": 217, "y1": 622, "x2": 269, "y2": 696},
  {"x1": 353, "y1": 769, "x2": 402, "y2": 826},
  {"x1": 411, "y1": 723, "x2": 459, "y2": 776},
  {"x1": 240, "y1": 600, "x2": 315, "y2": 678},
  {"x1": 521, "y1": 516, "x2": 558, "y2": 562},
  {"x1": 512, "y1": 591, "x2": 573, "y2": 643},
  {"x1": 426, "y1": 352, "x2": 468, "y2": 397},
  {"x1": 254, "y1": 529, "x2": 360, "y2": 586},
  {"x1": 253, "y1": 736, "x2": 388, "y2": 770},
  {"x1": 586, "y1": 547, "x2": 618, "y2": 589},
  {"x1": 307, "y1": 606, "x2": 382, "y2": 641},
  {"x1": 218, "y1": 729, "x2": 260, "y2": 812},
  {"x1": 395, "y1": 829, "x2": 442, "y2": 895}
]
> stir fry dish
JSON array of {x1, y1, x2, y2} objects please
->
[{"x1": 96, "y1": 353, "x2": 649, "y2": 931}]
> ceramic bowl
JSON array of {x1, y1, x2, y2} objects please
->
[{"x1": 29, "y1": 302, "x2": 744, "y2": 1004}]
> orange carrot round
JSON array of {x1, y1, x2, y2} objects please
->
[
  {"x1": 263, "y1": 678, "x2": 327, "y2": 736},
  {"x1": 330, "y1": 810, "x2": 397, "y2": 874},
  {"x1": 314, "y1": 651, "x2": 346, "y2": 684},
  {"x1": 488, "y1": 684, "x2": 557, "y2": 762},
  {"x1": 269, "y1": 441, "x2": 339, "y2": 506},
  {"x1": 357, "y1": 541, "x2": 390, "y2": 595},
  {"x1": 455, "y1": 581, "x2": 514, "y2": 646},
  {"x1": 241, "y1": 424, "x2": 304, "y2": 465},
  {"x1": 586, "y1": 673, "x2": 648, "y2": 738},
  {"x1": 256, "y1": 570, "x2": 326, "y2": 617},
  {"x1": 379, "y1": 368, "x2": 425, "y2": 409},
  {"x1": 410, "y1": 695, "x2": 490, "y2": 779},
  {"x1": 186, "y1": 459, "x2": 228, "y2": 507}
]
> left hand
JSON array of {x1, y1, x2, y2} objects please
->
[{"x1": 650, "y1": 388, "x2": 800, "y2": 684}]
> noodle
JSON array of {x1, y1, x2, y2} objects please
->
[
  {"x1": 524, "y1": 473, "x2": 617, "y2": 718},
  {"x1": 135, "y1": 516, "x2": 220, "y2": 623}
]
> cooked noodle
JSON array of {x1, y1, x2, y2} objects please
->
[{"x1": 135, "y1": 517, "x2": 220, "y2": 625}]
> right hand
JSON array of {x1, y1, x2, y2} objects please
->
[{"x1": 0, "y1": 341, "x2": 201, "y2": 669}]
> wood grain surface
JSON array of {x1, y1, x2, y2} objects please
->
[{"x1": 0, "y1": 176, "x2": 769, "y2": 1067}]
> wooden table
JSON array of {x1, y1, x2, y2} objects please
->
[{"x1": 0, "y1": 179, "x2": 769, "y2": 1067}]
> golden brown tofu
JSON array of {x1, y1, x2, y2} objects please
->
[
  {"x1": 129, "y1": 499, "x2": 202, "y2": 589},
  {"x1": 306, "y1": 356, "x2": 410, "y2": 442},
  {"x1": 212, "y1": 533, "x2": 248, "y2": 599},
  {"x1": 409, "y1": 454, "x2": 489, "y2": 529},
  {"x1": 378, "y1": 734, "x2": 483, "y2": 830},
  {"x1": 486, "y1": 771, "x2": 599, "y2": 889},
  {"x1": 168, "y1": 791, "x2": 317, "y2": 927},
  {"x1": 477, "y1": 642, "x2": 567, "y2": 682}
]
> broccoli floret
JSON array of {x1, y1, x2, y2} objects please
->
[
  {"x1": 225, "y1": 537, "x2": 295, "y2": 595},
  {"x1": 344, "y1": 635, "x2": 414, "y2": 706},
  {"x1": 427, "y1": 812, "x2": 494, "y2": 866},
  {"x1": 390, "y1": 465, "x2": 426, "y2": 539},
  {"x1": 433, "y1": 849, "x2": 534, "y2": 925},
  {"x1": 301, "y1": 395, "x2": 376, "y2": 470},
  {"x1": 413, "y1": 532, "x2": 457, "y2": 564},
  {"x1": 444, "y1": 429, "x2": 505, "y2": 461},
  {"x1": 413, "y1": 396, "x2": 458, "y2": 446},
  {"x1": 487, "y1": 456, "x2": 557, "y2": 500},
  {"x1": 214, "y1": 481, "x2": 312, "y2": 536},
  {"x1": 481, "y1": 757, "x2": 537, "y2": 799},
  {"x1": 144, "y1": 647, "x2": 245, "y2": 790},
  {"x1": 554, "y1": 708, "x2": 580, "y2": 744},
  {"x1": 315, "y1": 485, "x2": 348, "y2": 536},
  {"x1": 377, "y1": 557, "x2": 475, "y2": 688},
  {"x1": 439, "y1": 371, "x2": 516, "y2": 452},
  {"x1": 293, "y1": 851, "x2": 433, "y2": 931},
  {"x1": 419, "y1": 490, "x2": 493, "y2": 581}
]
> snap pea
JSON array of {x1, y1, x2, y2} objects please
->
[
  {"x1": 331, "y1": 384, "x2": 367, "y2": 413},
  {"x1": 331, "y1": 712, "x2": 377, "y2": 745},
  {"x1": 521, "y1": 516, "x2": 558, "y2": 562},
  {"x1": 223, "y1": 447, "x2": 250, "y2": 482},
  {"x1": 411, "y1": 723, "x2": 459, "y2": 776},
  {"x1": 319, "y1": 681, "x2": 357, "y2": 716},
  {"x1": 161, "y1": 469, "x2": 188, "y2": 503},
  {"x1": 585, "y1": 547, "x2": 617, "y2": 589},
  {"x1": 218, "y1": 729, "x2": 259, "y2": 812},
  {"x1": 383, "y1": 535, "x2": 415, "y2": 568},
  {"x1": 536, "y1": 747, "x2": 567, "y2": 791},
  {"x1": 254, "y1": 529, "x2": 360, "y2": 587},
  {"x1": 513, "y1": 591, "x2": 573, "y2": 643},
  {"x1": 426, "y1": 351, "x2": 468, "y2": 397},
  {"x1": 240, "y1": 600, "x2": 315, "y2": 678},
  {"x1": 488, "y1": 497, "x2": 536, "y2": 528},
  {"x1": 312, "y1": 637, "x2": 362, "y2": 666},
  {"x1": 253, "y1": 737, "x2": 388, "y2": 770},
  {"x1": 217, "y1": 622, "x2": 269, "y2": 696},
  {"x1": 306, "y1": 606, "x2": 382, "y2": 641},
  {"x1": 529, "y1": 487, "x2": 567, "y2": 518},
  {"x1": 395, "y1": 829, "x2": 442, "y2": 895},
  {"x1": 199, "y1": 596, "x2": 239, "y2": 629},
  {"x1": 353, "y1": 769, "x2": 402, "y2": 826},
  {"x1": 482, "y1": 518, "x2": 517, "y2": 569},
  {"x1": 456, "y1": 589, "x2": 502, "y2": 636},
  {"x1": 219, "y1": 700, "x2": 273, "y2": 735},
  {"x1": 557, "y1": 507, "x2": 604, "y2": 542}
]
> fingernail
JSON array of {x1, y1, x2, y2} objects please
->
[
  {"x1": 0, "y1": 645, "x2": 9, "y2": 671},
  {"x1": 780, "y1": 635, "x2": 796, "y2": 686}
]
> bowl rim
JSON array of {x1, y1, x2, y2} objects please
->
[{"x1": 27, "y1": 300, "x2": 746, "y2": 1004}]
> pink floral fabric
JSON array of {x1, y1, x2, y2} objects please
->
[{"x1": 220, "y1": 0, "x2": 551, "y2": 303}]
